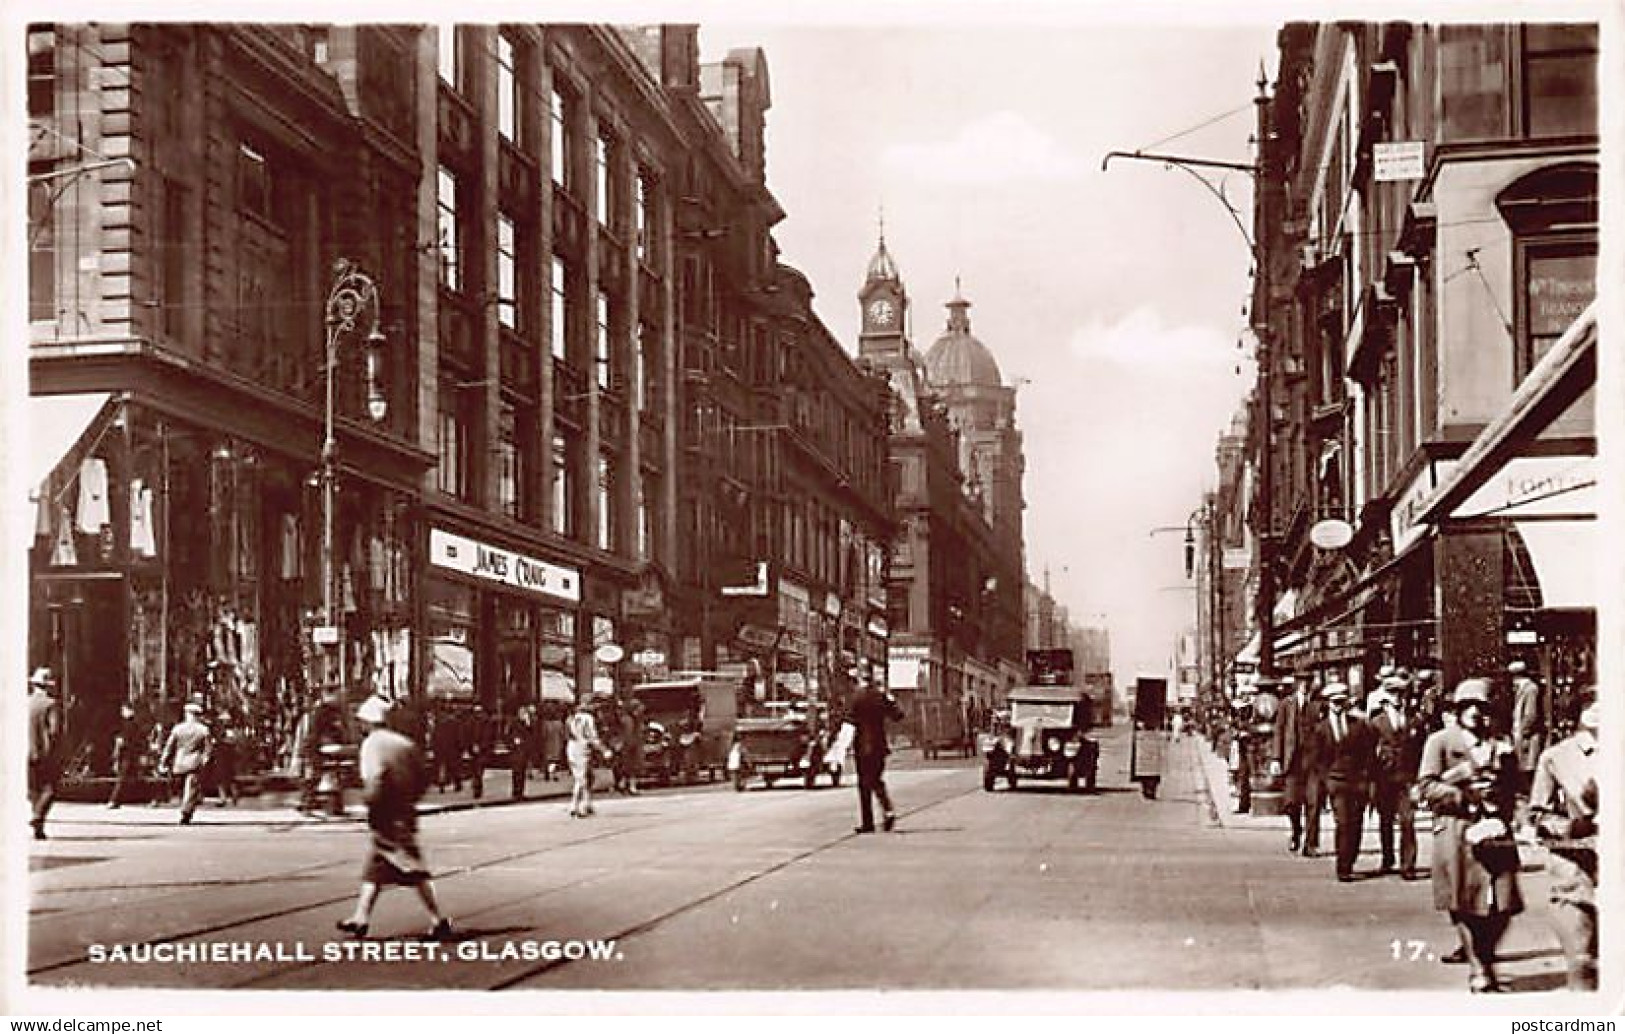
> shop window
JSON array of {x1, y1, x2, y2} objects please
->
[
  {"x1": 428, "y1": 579, "x2": 476, "y2": 700},
  {"x1": 437, "y1": 166, "x2": 461, "y2": 292},
  {"x1": 1497, "y1": 164, "x2": 1597, "y2": 382},
  {"x1": 1522, "y1": 25, "x2": 1597, "y2": 139}
]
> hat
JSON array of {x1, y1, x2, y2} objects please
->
[
  {"x1": 1452, "y1": 679, "x2": 1492, "y2": 707},
  {"x1": 1508, "y1": 660, "x2": 1528, "y2": 675},
  {"x1": 1578, "y1": 703, "x2": 1598, "y2": 731},
  {"x1": 356, "y1": 695, "x2": 391, "y2": 725},
  {"x1": 1378, "y1": 665, "x2": 1396, "y2": 679},
  {"x1": 29, "y1": 667, "x2": 56, "y2": 688},
  {"x1": 1321, "y1": 681, "x2": 1350, "y2": 701},
  {"x1": 183, "y1": 701, "x2": 204, "y2": 715},
  {"x1": 1366, "y1": 689, "x2": 1394, "y2": 710}
]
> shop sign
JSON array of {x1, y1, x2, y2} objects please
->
[
  {"x1": 429, "y1": 528, "x2": 580, "y2": 603},
  {"x1": 867, "y1": 615, "x2": 889, "y2": 639},
  {"x1": 1390, "y1": 460, "x2": 1454, "y2": 552},
  {"x1": 1455, "y1": 456, "x2": 1595, "y2": 520},
  {"x1": 1374, "y1": 141, "x2": 1424, "y2": 182},
  {"x1": 890, "y1": 644, "x2": 929, "y2": 661},
  {"x1": 632, "y1": 649, "x2": 666, "y2": 667}
]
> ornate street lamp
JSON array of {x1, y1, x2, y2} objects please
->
[{"x1": 318, "y1": 258, "x2": 387, "y2": 707}]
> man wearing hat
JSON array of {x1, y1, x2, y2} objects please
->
[
  {"x1": 1269, "y1": 673, "x2": 1323, "y2": 856},
  {"x1": 1527, "y1": 697, "x2": 1598, "y2": 990},
  {"x1": 1307, "y1": 681, "x2": 1377, "y2": 881},
  {"x1": 28, "y1": 667, "x2": 63, "y2": 840},
  {"x1": 1508, "y1": 660, "x2": 1545, "y2": 795},
  {"x1": 107, "y1": 703, "x2": 144, "y2": 809},
  {"x1": 1417, "y1": 678, "x2": 1523, "y2": 993},
  {"x1": 158, "y1": 700, "x2": 214, "y2": 825},
  {"x1": 1368, "y1": 680, "x2": 1422, "y2": 878}
]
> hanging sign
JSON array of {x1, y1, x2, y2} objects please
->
[{"x1": 1374, "y1": 141, "x2": 1424, "y2": 182}]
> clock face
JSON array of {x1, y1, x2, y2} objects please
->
[{"x1": 868, "y1": 299, "x2": 896, "y2": 326}]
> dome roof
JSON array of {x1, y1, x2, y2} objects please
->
[
  {"x1": 924, "y1": 292, "x2": 1002, "y2": 388},
  {"x1": 865, "y1": 236, "x2": 900, "y2": 284}
]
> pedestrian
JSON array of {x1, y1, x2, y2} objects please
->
[
  {"x1": 336, "y1": 695, "x2": 452, "y2": 941},
  {"x1": 466, "y1": 706, "x2": 489, "y2": 800},
  {"x1": 1367, "y1": 681, "x2": 1422, "y2": 879},
  {"x1": 1526, "y1": 697, "x2": 1598, "y2": 990},
  {"x1": 1508, "y1": 660, "x2": 1545, "y2": 796},
  {"x1": 1309, "y1": 681, "x2": 1376, "y2": 882},
  {"x1": 299, "y1": 687, "x2": 346, "y2": 812},
  {"x1": 621, "y1": 699, "x2": 645, "y2": 796},
  {"x1": 1268, "y1": 674, "x2": 1322, "y2": 857},
  {"x1": 1170, "y1": 710, "x2": 1185, "y2": 741},
  {"x1": 108, "y1": 703, "x2": 143, "y2": 809},
  {"x1": 1227, "y1": 704, "x2": 1253, "y2": 814},
  {"x1": 28, "y1": 667, "x2": 63, "y2": 840},
  {"x1": 566, "y1": 697, "x2": 604, "y2": 818},
  {"x1": 1416, "y1": 678, "x2": 1524, "y2": 993},
  {"x1": 848, "y1": 682, "x2": 904, "y2": 833},
  {"x1": 540, "y1": 703, "x2": 566, "y2": 781},
  {"x1": 211, "y1": 713, "x2": 241, "y2": 806},
  {"x1": 158, "y1": 701, "x2": 214, "y2": 825},
  {"x1": 509, "y1": 705, "x2": 536, "y2": 800},
  {"x1": 431, "y1": 704, "x2": 462, "y2": 792}
]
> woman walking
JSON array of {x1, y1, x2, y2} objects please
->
[
  {"x1": 566, "y1": 698, "x2": 604, "y2": 818},
  {"x1": 1417, "y1": 678, "x2": 1523, "y2": 993},
  {"x1": 337, "y1": 695, "x2": 452, "y2": 940}
]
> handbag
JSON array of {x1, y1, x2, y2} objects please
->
[{"x1": 1465, "y1": 816, "x2": 1520, "y2": 875}]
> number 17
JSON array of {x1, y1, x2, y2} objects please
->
[{"x1": 1390, "y1": 939, "x2": 1427, "y2": 961}]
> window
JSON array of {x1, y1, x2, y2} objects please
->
[
  {"x1": 595, "y1": 290, "x2": 611, "y2": 388},
  {"x1": 27, "y1": 27, "x2": 53, "y2": 119},
  {"x1": 635, "y1": 169, "x2": 654, "y2": 264},
  {"x1": 1523, "y1": 25, "x2": 1597, "y2": 139},
  {"x1": 497, "y1": 33, "x2": 518, "y2": 142},
  {"x1": 1521, "y1": 247, "x2": 1595, "y2": 373},
  {"x1": 596, "y1": 452, "x2": 615, "y2": 551},
  {"x1": 551, "y1": 433, "x2": 573, "y2": 536},
  {"x1": 635, "y1": 481, "x2": 650, "y2": 560},
  {"x1": 437, "y1": 386, "x2": 469, "y2": 499},
  {"x1": 497, "y1": 213, "x2": 517, "y2": 328},
  {"x1": 594, "y1": 132, "x2": 611, "y2": 226},
  {"x1": 238, "y1": 143, "x2": 272, "y2": 219},
  {"x1": 497, "y1": 402, "x2": 520, "y2": 518},
  {"x1": 640, "y1": 473, "x2": 660, "y2": 561},
  {"x1": 160, "y1": 178, "x2": 188, "y2": 340},
  {"x1": 437, "y1": 25, "x2": 461, "y2": 89},
  {"x1": 28, "y1": 174, "x2": 54, "y2": 324},
  {"x1": 550, "y1": 255, "x2": 568, "y2": 360},
  {"x1": 1498, "y1": 164, "x2": 1597, "y2": 381},
  {"x1": 437, "y1": 167, "x2": 460, "y2": 291},
  {"x1": 635, "y1": 323, "x2": 652, "y2": 412},
  {"x1": 550, "y1": 87, "x2": 568, "y2": 187}
]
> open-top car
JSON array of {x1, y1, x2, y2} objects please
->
[
  {"x1": 983, "y1": 684, "x2": 1098, "y2": 792},
  {"x1": 728, "y1": 702, "x2": 841, "y2": 791}
]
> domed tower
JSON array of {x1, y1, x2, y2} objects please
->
[
  {"x1": 858, "y1": 227, "x2": 909, "y2": 356},
  {"x1": 923, "y1": 282, "x2": 1025, "y2": 548}
]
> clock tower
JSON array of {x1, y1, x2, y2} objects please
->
[{"x1": 858, "y1": 230, "x2": 908, "y2": 354}]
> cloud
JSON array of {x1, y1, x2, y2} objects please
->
[
  {"x1": 1067, "y1": 307, "x2": 1247, "y2": 373},
  {"x1": 881, "y1": 111, "x2": 1085, "y2": 184}
]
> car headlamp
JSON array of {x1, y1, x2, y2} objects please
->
[
  {"x1": 1064, "y1": 741, "x2": 1080, "y2": 758},
  {"x1": 1045, "y1": 735, "x2": 1061, "y2": 753}
]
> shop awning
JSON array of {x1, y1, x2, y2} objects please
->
[
  {"x1": 28, "y1": 392, "x2": 114, "y2": 490},
  {"x1": 1272, "y1": 589, "x2": 1299, "y2": 624},
  {"x1": 1514, "y1": 519, "x2": 1595, "y2": 610}
]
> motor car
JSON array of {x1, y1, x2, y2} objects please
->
[
  {"x1": 728, "y1": 702, "x2": 841, "y2": 791},
  {"x1": 982, "y1": 685, "x2": 1098, "y2": 792}
]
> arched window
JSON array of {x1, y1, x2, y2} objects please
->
[{"x1": 1496, "y1": 163, "x2": 1596, "y2": 382}]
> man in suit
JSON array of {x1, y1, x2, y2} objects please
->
[
  {"x1": 849, "y1": 682, "x2": 904, "y2": 833},
  {"x1": 1367, "y1": 680, "x2": 1422, "y2": 878},
  {"x1": 158, "y1": 701, "x2": 214, "y2": 825},
  {"x1": 1310, "y1": 681, "x2": 1377, "y2": 882},
  {"x1": 28, "y1": 667, "x2": 63, "y2": 840},
  {"x1": 1269, "y1": 674, "x2": 1322, "y2": 855},
  {"x1": 1508, "y1": 660, "x2": 1545, "y2": 796}
]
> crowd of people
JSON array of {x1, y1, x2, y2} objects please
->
[{"x1": 1206, "y1": 661, "x2": 1598, "y2": 994}]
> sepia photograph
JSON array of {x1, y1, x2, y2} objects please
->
[{"x1": 7, "y1": 0, "x2": 1619, "y2": 1016}]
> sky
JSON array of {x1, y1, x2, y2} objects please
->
[{"x1": 701, "y1": 18, "x2": 1277, "y2": 686}]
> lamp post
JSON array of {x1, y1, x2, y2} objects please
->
[{"x1": 317, "y1": 258, "x2": 388, "y2": 708}]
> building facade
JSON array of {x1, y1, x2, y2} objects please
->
[
  {"x1": 25, "y1": 22, "x2": 891, "y2": 776},
  {"x1": 1249, "y1": 22, "x2": 1597, "y2": 729}
]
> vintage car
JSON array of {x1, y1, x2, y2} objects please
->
[
  {"x1": 728, "y1": 702, "x2": 842, "y2": 791},
  {"x1": 982, "y1": 685, "x2": 1098, "y2": 792},
  {"x1": 634, "y1": 675, "x2": 738, "y2": 785}
]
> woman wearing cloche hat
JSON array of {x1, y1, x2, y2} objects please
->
[
  {"x1": 337, "y1": 694, "x2": 452, "y2": 941},
  {"x1": 1416, "y1": 678, "x2": 1523, "y2": 992}
]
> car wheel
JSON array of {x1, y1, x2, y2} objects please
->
[{"x1": 983, "y1": 767, "x2": 995, "y2": 792}]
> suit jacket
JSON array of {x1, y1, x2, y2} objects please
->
[
  {"x1": 1271, "y1": 691, "x2": 1320, "y2": 772},
  {"x1": 29, "y1": 690, "x2": 62, "y2": 764},
  {"x1": 1308, "y1": 710, "x2": 1375, "y2": 786},
  {"x1": 848, "y1": 688, "x2": 903, "y2": 760},
  {"x1": 160, "y1": 718, "x2": 213, "y2": 776},
  {"x1": 1369, "y1": 706, "x2": 1423, "y2": 785},
  {"x1": 1510, "y1": 678, "x2": 1545, "y2": 771}
]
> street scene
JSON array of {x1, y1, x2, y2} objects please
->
[{"x1": 17, "y1": 13, "x2": 1608, "y2": 1012}]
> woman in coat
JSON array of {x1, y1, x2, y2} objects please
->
[
  {"x1": 566, "y1": 698, "x2": 604, "y2": 818},
  {"x1": 337, "y1": 695, "x2": 452, "y2": 940},
  {"x1": 1416, "y1": 678, "x2": 1523, "y2": 992}
]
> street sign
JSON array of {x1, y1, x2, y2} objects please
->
[{"x1": 1374, "y1": 141, "x2": 1424, "y2": 182}]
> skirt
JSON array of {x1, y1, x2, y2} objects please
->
[{"x1": 364, "y1": 808, "x2": 430, "y2": 886}]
